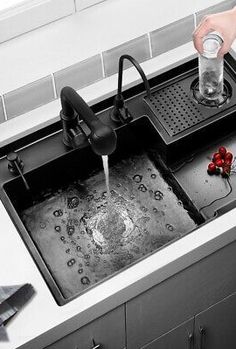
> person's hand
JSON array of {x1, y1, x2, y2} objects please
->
[{"x1": 193, "y1": 7, "x2": 236, "y2": 57}]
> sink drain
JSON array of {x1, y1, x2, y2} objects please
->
[{"x1": 191, "y1": 78, "x2": 232, "y2": 108}]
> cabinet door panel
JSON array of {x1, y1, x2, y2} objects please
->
[
  {"x1": 195, "y1": 292, "x2": 236, "y2": 349},
  {"x1": 141, "y1": 318, "x2": 194, "y2": 349},
  {"x1": 46, "y1": 305, "x2": 125, "y2": 349},
  {"x1": 127, "y1": 240, "x2": 236, "y2": 349}
]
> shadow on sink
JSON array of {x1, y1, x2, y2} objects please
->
[{"x1": 3, "y1": 116, "x2": 204, "y2": 305}]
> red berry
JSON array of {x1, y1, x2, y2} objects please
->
[
  {"x1": 215, "y1": 159, "x2": 224, "y2": 167},
  {"x1": 225, "y1": 158, "x2": 232, "y2": 165},
  {"x1": 225, "y1": 152, "x2": 233, "y2": 163},
  {"x1": 222, "y1": 164, "x2": 231, "y2": 177},
  {"x1": 208, "y1": 162, "x2": 216, "y2": 174},
  {"x1": 219, "y1": 146, "x2": 227, "y2": 158},
  {"x1": 212, "y1": 152, "x2": 222, "y2": 163}
]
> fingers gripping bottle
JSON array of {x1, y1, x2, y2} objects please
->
[{"x1": 199, "y1": 32, "x2": 223, "y2": 100}]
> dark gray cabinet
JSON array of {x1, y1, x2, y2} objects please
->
[
  {"x1": 126, "y1": 240, "x2": 236, "y2": 348},
  {"x1": 46, "y1": 305, "x2": 125, "y2": 349},
  {"x1": 141, "y1": 318, "x2": 194, "y2": 349},
  {"x1": 194, "y1": 292, "x2": 236, "y2": 349}
]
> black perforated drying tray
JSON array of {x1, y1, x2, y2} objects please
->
[{"x1": 144, "y1": 62, "x2": 236, "y2": 140}]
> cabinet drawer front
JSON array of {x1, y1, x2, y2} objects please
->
[
  {"x1": 127, "y1": 240, "x2": 236, "y2": 349},
  {"x1": 141, "y1": 318, "x2": 194, "y2": 349},
  {"x1": 46, "y1": 305, "x2": 125, "y2": 349},
  {"x1": 195, "y1": 292, "x2": 236, "y2": 349}
]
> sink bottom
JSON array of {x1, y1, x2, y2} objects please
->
[{"x1": 21, "y1": 151, "x2": 197, "y2": 299}]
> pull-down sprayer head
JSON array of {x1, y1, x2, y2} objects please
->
[{"x1": 60, "y1": 86, "x2": 117, "y2": 156}]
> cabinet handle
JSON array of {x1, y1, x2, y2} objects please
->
[
  {"x1": 188, "y1": 332, "x2": 193, "y2": 349},
  {"x1": 199, "y1": 326, "x2": 206, "y2": 349}
]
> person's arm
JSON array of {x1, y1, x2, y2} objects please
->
[{"x1": 193, "y1": 7, "x2": 236, "y2": 56}]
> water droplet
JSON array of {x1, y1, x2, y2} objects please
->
[
  {"x1": 153, "y1": 207, "x2": 158, "y2": 213},
  {"x1": 141, "y1": 206, "x2": 148, "y2": 212},
  {"x1": 138, "y1": 184, "x2": 147, "y2": 192},
  {"x1": 167, "y1": 186, "x2": 173, "y2": 191},
  {"x1": 102, "y1": 191, "x2": 107, "y2": 199},
  {"x1": 84, "y1": 254, "x2": 90, "y2": 260},
  {"x1": 154, "y1": 190, "x2": 164, "y2": 200},
  {"x1": 133, "y1": 174, "x2": 143, "y2": 183},
  {"x1": 78, "y1": 268, "x2": 83, "y2": 274},
  {"x1": 76, "y1": 245, "x2": 81, "y2": 252},
  {"x1": 67, "y1": 196, "x2": 79, "y2": 209},
  {"x1": 166, "y1": 223, "x2": 174, "y2": 231},
  {"x1": 67, "y1": 225, "x2": 75, "y2": 236},
  {"x1": 40, "y1": 222, "x2": 46, "y2": 229},
  {"x1": 81, "y1": 276, "x2": 90, "y2": 285},
  {"x1": 53, "y1": 224, "x2": 61, "y2": 234},
  {"x1": 66, "y1": 248, "x2": 70, "y2": 253},
  {"x1": 178, "y1": 200, "x2": 183, "y2": 206},
  {"x1": 60, "y1": 236, "x2": 65, "y2": 241},
  {"x1": 130, "y1": 194, "x2": 135, "y2": 200},
  {"x1": 53, "y1": 209, "x2": 63, "y2": 217},
  {"x1": 67, "y1": 258, "x2": 76, "y2": 267},
  {"x1": 151, "y1": 173, "x2": 156, "y2": 179},
  {"x1": 116, "y1": 183, "x2": 121, "y2": 188},
  {"x1": 85, "y1": 261, "x2": 90, "y2": 266}
]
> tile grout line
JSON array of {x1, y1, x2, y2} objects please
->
[
  {"x1": 193, "y1": 13, "x2": 197, "y2": 29},
  {"x1": 147, "y1": 32, "x2": 153, "y2": 59},
  {"x1": 100, "y1": 52, "x2": 106, "y2": 78},
  {"x1": 0, "y1": 94, "x2": 8, "y2": 121},
  {"x1": 51, "y1": 73, "x2": 58, "y2": 99},
  {"x1": 74, "y1": 0, "x2": 77, "y2": 12}
]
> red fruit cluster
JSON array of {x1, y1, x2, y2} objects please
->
[{"x1": 207, "y1": 146, "x2": 233, "y2": 177}]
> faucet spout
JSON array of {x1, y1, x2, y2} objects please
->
[
  {"x1": 60, "y1": 86, "x2": 117, "y2": 155},
  {"x1": 111, "y1": 55, "x2": 151, "y2": 123}
]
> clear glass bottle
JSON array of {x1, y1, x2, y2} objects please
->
[{"x1": 199, "y1": 32, "x2": 223, "y2": 100}]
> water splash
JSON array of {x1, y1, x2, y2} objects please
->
[{"x1": 102, "y1": 155, "x2": 111, "y2": 205}]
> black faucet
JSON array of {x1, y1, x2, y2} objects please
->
[
  {"x1": 111, "y1": 54, "x2": 151, "y2": 123},
  {"x1": 60, "y1": 86, "x2": 117, "y2": 155}
]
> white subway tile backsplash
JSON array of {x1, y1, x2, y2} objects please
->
[
  {"x1": 150, "y1": 15, "x2": 195, "y2": 58},
  {"x1": 103, "y1": 35, "x2": 151, "y2": 77},
  {"x1": 54, "y1": 55, "x2": 103, "y2": 96},
  {"x1": 0, "y1": 0, "x2": 75, "y2": 44},
  {"x1": 196, "y1": 0, "x2": 236, "y2": 24},
  {"x1": 4, "y1": 76, "x2": 55, "y2": 119}
]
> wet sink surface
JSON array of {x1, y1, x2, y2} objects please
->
[
  {"x1": 2, "y1": 116, "x2": 203, "y2": 304},
  {"x1": 21, "y1": 152, "x2": 196, "y2": 299}
]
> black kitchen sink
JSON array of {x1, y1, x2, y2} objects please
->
[{"x1": 1, "y1": 54, "x2": 236, "y2": 305}]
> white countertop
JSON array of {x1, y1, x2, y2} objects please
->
[{"x1": 1, "y1": 0, "x2": 236, "y2": 348}]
